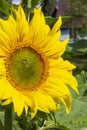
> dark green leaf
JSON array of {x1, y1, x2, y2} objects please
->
[
  {"x1": 31, "y1": 0, "x2": 42, "y2": 8},
  {"x1": 0, "y1": 121, "x2": 4, "y2": 130},
  {"x1": 45, "y1": 16, "x2": 73, "y2": 28},
  {"x1": 76, "y1": 71, "x2": 87, "y2": 96},
  {"x1": 0, "y1": 111, "x2": 4, "y2": 130},
  {"x1": 69, "y1": 40, "x2": 87, "y2": 54},
  {"x1": 13, "y1": 120, "x2": 23, "y2": 130},
  {"x1": 55, "y1": 96, "x2": 87, "y2": 130},
  {"x1": 45, "y1": 16, "x2": 58, "y2": 27},
  {"x1": 0, "y1": 0, "x2": 11, "y2": 15}
]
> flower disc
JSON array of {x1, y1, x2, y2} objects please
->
[{"x1": 6, "y1": 47, "x2": 45, "y2": 89}]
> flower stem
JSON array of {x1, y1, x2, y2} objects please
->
[
  {"x1": 22, "y1": 112, "x2": 27, "y2": 130},
  {"x1": 4, "y1": 105, "x2": 12, "y2": 130}
]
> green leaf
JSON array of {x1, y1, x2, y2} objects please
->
[
  {"x1": 55, "y1": 97, "x2": 87, "y2": 130},
  {"x1": 69, "y1": 71, "x2": 87, "y2": 99},
  {"x1": 0, "y1": 111, "x2": 4, "y2": 130},
  {"x1": 70, "y1": 40, "x2": 87, "y2": 54},
  {"x1": 76, "y1": 71, "x2": 87, "y2": 96},
  {"x1": 37, "y1": 113, "x2": 70, "y2": 130},
  {"x1": 57, "y1": 125, "x2": 71, "y2": 130},
  {"x1": 78, "y1": 48, "x2": 87, "y2": 54},
  {"x1": 45, "y1": 16, "x2": 73, "y2": 28},
  {"x1": 31, "y1": 0, "x2": 42, "y2": 8},
  {"x1": 13, "y1": 120, "x2": 23, "y2": 130},
  {"x1": 45, "y1": 16, "x2": 58, "y2": 27},
  {"x1": 0, "y1": 0, "x2": 11, "y2": 15}
]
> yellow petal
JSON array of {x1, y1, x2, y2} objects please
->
[
  {"x1": 34, "y1": 91, "x2": 56, "y2": 112},
  {"x1": 12, "y1": 93, "x2": 24, "y2": 116},
  {"x1": 2, "y1": 98, "x2": 12, "y2": 105},
  {"x1": 45, "y1": 76, "x2": 71, "y2": 97},
  {"x1": 0, "y1": 59, "x2": 6, "y2": 76},
  {"x1": 12, "y1": 6, "x2": 29, "y2": 42},
  {"x1": 28, "y1": 7, "x2": 50, "y2": 44},
  {"x1": 49, "y1": 16, "x2": 62, "y2": 35},
  {"x1": 29, "y1": 93, "x2": 38, "y2": 118},
  {"x1": 0, "y1": 28, "x2": 11, "y2": 52},
  {"x1": 42, "y1": 36, "x2": 69, "y2": 58},
  {"x1": 60, "y1": 95, "x2": 72, "y2": 113},
  {"x1": 49, "y1": 57, "x2": 76, "y2": 70},
  {"x1": 49, "y1": 68, "x2": 78, "y2": 94},
  {"x1": 0, "y1": 78, "x2": 14, "y2": 100},
  {"x1": 24, "y1": 104, "x2": 28, "y2": 116},
  {"x1": 44, "y1": 77, "x2": 72, "y2": 113},
  {"x1": 0, "y1": 16, "x2": 17, "y2": 48}
]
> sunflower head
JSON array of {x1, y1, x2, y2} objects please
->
[
  {"x1": 5, "y1": 45, "x2": 48, "y2": 91},
  {"x1": 0, "y1": 6, "x2": 78, "y2": 118}
]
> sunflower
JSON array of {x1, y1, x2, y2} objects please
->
[{"x1": 0, "y1": 6, "x2": 78, "y2": 118}]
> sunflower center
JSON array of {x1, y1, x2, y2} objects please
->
[{"x1": 6, "y1": 47, "x2": 46, "y2": 89}]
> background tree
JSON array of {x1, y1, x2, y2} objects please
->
[{"x1": 57, "y1": 0, "x2": 87, "y2": 40}]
